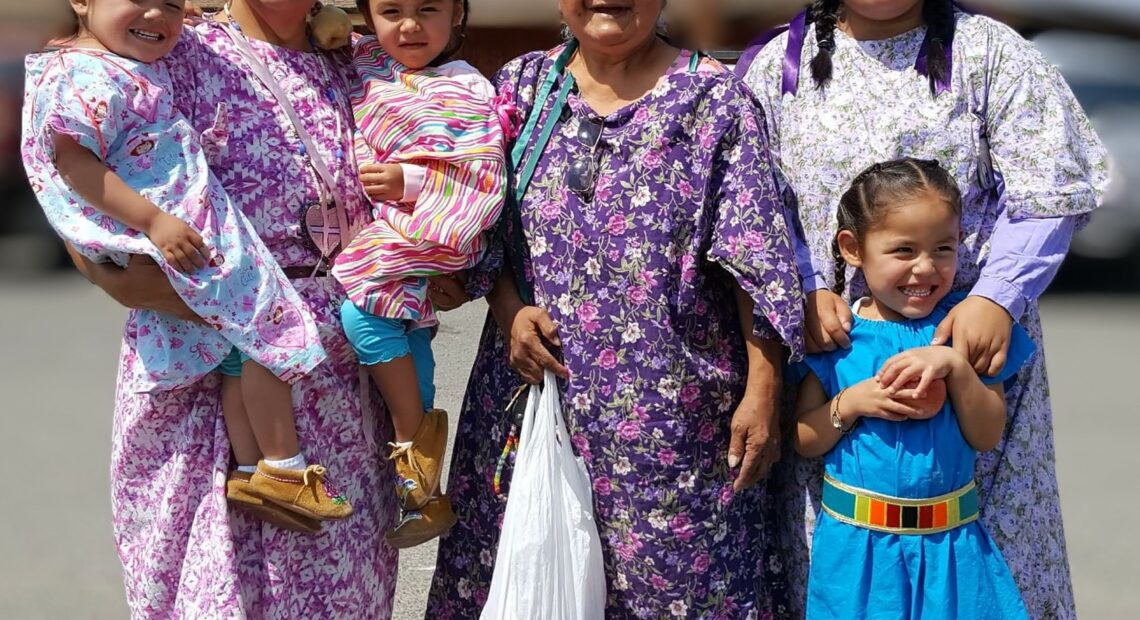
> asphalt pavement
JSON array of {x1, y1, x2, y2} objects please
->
[{"x1": 0, "y1": 274, "x2": 1136, "y2": 618}]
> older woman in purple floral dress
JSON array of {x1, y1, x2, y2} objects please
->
[
  {"x1": 422, "y1": 1, "x2": 804, "y2": 617},
  {"x1": 67, "y1": 1, "x2": 399, "y2": 617}
]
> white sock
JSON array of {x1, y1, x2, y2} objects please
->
[
  {"x1": 237, "y1": 465, "x2": 257, "y2": 474},
  {"x1": 264, "y1": 453, "x2": 308, "y2": 471}
]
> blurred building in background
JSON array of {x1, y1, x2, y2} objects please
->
[{"x1": 2, "y1": 0, "x2": 1139, "y2": 287}]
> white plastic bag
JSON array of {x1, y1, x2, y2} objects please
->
[{"x1": 481, "y1": 371, "x2": 606, "y2": 620}]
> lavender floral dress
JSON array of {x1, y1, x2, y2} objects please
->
[
  {"x1": 744, "y1": 14, "x2": 1108, "y2": 619},
  {"x1": 108, "y1": 21, "x2": 398, "y2": 618},
  {"x1": 427, "y1": 48, "x2": 804, "y2": 619}
]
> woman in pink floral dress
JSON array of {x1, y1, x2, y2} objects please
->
[{"x1": 65, "y1": 1, "x2": 398, "y2": 617}]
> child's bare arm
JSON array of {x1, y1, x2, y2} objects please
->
[
  {"x1": 944, "y1": 368, "x2": 1006, "y2": 452},
  {"x1": 794, "y1": 374, "x2": 840, "y2": 458},
  {"x1": 794, "y1": 374, "x2": 920, "y2": 458},
  {"x1": 52, "y1": 133, "x2": 208, "y2": 272}
]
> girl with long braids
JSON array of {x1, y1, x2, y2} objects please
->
[{"x1": 740, "y1": 1, "x2": 1108, "y2": 617}]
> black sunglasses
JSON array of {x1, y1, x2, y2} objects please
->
[{"x1": 566, "y1": 116, "x2": 605, "y2": 198}]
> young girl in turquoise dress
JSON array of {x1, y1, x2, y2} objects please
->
[{"x1": 793, "y1": 158, "x2": 1032, "y2": 619}]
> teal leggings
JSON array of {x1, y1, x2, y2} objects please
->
[{"x1": 340, "y1": 299, "x2": 435, "y2": 410}]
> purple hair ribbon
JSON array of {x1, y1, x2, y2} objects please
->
[{"x1": 738, "y1": 3, "x2": 964, "y2": 97}]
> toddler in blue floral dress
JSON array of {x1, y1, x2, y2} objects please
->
[{"x1": 792, "y1": 158, "x2": 1030, "y2": 619}]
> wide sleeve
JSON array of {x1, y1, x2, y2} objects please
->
[
  {"x1": 34, "y1": 55, "x2": 131, "y2": 163},
  {"x1": 979, "y1": 20, "x2": 1110, "y2": 220},
  {"x1": 704, "y1": 77, "x2": 805, "y2": 360},
  {"x1": 742, "y1": 35, "x2": 832, "y2": 294}
]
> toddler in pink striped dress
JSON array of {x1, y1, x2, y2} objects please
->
[{"x1": 333, "y1": 0, "x2": 507, "y2": 548}]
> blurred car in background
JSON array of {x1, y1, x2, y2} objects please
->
[{"x1": 1032, "y1": 29, "x2": 1140, "y2": 280}]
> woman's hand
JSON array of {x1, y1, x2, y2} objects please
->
[
  {"x1": 427, "y1": 273, "x2": 471, "y2": 311},
  {"x1": 507, "y1": 305, "x2": 569, "y2": 384},
  {"x1": 931, "y1": 296, "x2": 1013, "y2": 376},
  {"x1": 728, "y1": 395, "x2": 781, "y2": 492},
  {"x1": 876, "y1": 345, "x2": 968, "y2": 406},
  {"x1": 66, "y1": 244, "x2": 202, "y2": 323},
  {"x1": 358, "y1": 163, "x2": 405, "y2": 202},
  {"x1": 804, "y1": 289, "x2": 853, "y2": 353}
]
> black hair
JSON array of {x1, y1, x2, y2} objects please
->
[
  {"x1": 809, "y1": 0, "x2": 955, "y2": 96},
  {"x1": 355, "y1": 0, "x2": 470, "y2": 65},
  {"x1": 831, "y1": 157, "x2": 962, "y2": 295},
  {"x1": 436, "y1": 0, "x2": 470, "y2": 64}
]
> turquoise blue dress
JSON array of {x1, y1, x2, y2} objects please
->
[{"x1": 797, "y1": 294, "x2": 1033, "y2": 619}]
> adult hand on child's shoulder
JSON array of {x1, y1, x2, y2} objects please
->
[
  {"x1": 931, "y1": 296, "x2": 1013, "y2": 377},
  {"x1": 805, "y1": 289, "x2": 853, "y2": 353},
  {"x1": 359, "y1": 163, "x2": 405, "y2": 203}
]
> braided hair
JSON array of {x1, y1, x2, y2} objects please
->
[
  {"x1": 831, "y1": 157, "x2": 962, "y2": 295},
  {"x1": 921, "y1": 0, "x2": 955, "y2": 96},
  {"x1": 809, "y1": 0, "x2": 841, "y2": 89},
  {"x1": 808, "y1": 0, "x2": 956, "y2": 96},
  {"x1": 353, "y1": 0, "x2": 471, "y2": 65}
]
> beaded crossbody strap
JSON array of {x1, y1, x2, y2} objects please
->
[{"x1": 217, "y1": 12, "x2": 357, "y2": 264}]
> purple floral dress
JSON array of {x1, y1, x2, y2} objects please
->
[
  {"x1": 108, "y1": 21, "x2": 398, "y2": 618},
  {"x1": 743, "y1": 14, "x2": 1108, "y2": 619},
  {"x1": 427, "y1": 48, "x2": 804, "y2": 619}
]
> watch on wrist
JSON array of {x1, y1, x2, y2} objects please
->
[{"x1": 830, "y1": 388, "x2": 857, "y2": 433}]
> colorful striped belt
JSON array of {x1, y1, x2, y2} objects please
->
[{"x1": 821, "y1": 474, "x2": 979, "y2": 535}]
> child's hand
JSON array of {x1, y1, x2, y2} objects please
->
[
  {"x1": 805, "y1": 289, "x2": 853, "y2": 352},
  {"x1": 892, "y1": 377, "x2": 948, "y2": 420},
  {"x1": 931, "y1": 296, "x2": 1013, "y2": 377},
  {"x1": 843, "y1": 378, "x2": 921, "y2": 423},
  {"x1": 359, "y1": 163, "x2": 405, "y2": 202},
  {"x1": 876, "y1": 346, "x2": 967, "y2": 401},
  {"x1": 147, "y1": 213, "x2": 209, "y2": 273}
]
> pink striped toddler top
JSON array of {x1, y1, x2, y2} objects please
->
[{"x1": 333, "y1": 36, "x2": 508, "y2": 326}]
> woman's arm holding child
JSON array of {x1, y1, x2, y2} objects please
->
[
  {"x1": 877, "y1": 346, "x2": 1006, "y2": 452},
  {"x1": 52, "y1": 133, "x2": 208, "y2": 273}
]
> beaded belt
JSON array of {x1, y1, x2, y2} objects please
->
[{"x1": 821, "y1": 474, "x2": 979, "y2": 535}]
